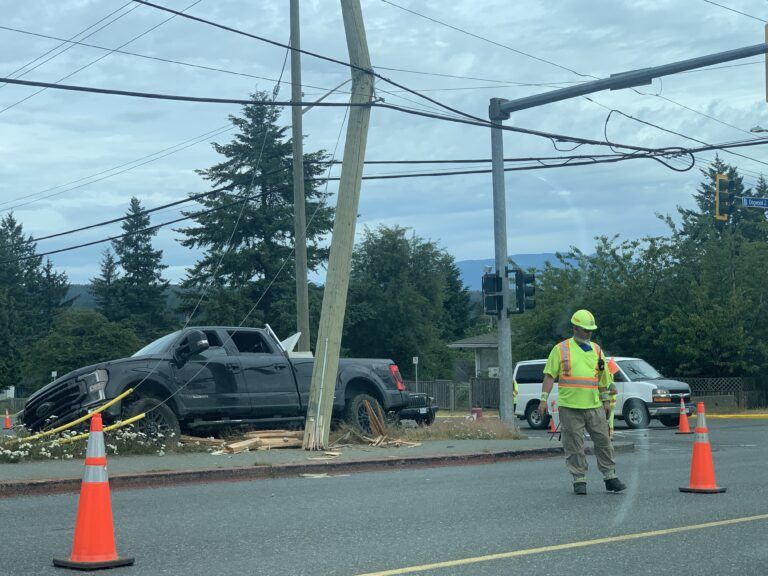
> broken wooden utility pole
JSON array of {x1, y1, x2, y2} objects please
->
[
  {"x1": 290, "y1": 0, "x2": 311, "y2": 352},
  {"x1": 303, "y1": 0, "x2": 373, "y2": 450}
]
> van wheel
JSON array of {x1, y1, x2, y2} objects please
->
[
  {"x1": 525, "y1": 402, "x2": 550, "y2": 430},
  {"x1": 623, "y1": 399, "x2": 650, "y2": 429}
]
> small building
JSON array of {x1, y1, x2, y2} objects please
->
[{"x1": 447, "y1": 333, "x2": 498, "y2": 378}]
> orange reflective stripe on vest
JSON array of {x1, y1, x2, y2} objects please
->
[{"x1": 558, "y1": 340, "x2": 571, "y2": 375}]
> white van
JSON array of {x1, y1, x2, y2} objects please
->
[{"x1": 513, "y1": 357, "x2": 693, "y2": 430}]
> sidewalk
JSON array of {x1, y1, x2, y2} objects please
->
[{"x1": 0, "y1": 436, "x2": 634, "y2": 498}]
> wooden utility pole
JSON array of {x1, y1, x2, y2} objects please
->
[
  {"x1": 290, "y1": 0, "x2": 310, "y2": 352},
  {"x1": 303, "y1": 0, "x2": 373, "y2": 450}
]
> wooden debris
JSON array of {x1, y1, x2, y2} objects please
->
[
  {"x1": 179, "y1": 435, "x2": 226, "y2": 447},
  {"x1": 244, "y1": 430, "x2": 303, "y2": 440},
  {"x1": 224, "y1": 438, "x2": 263, "y2": 453},
  {"x1": 255, "y1": 437, "x2": 303, "y2": 451},
  {"x1": 363, "y1": 399, "x2": 387, "y2": 437}
]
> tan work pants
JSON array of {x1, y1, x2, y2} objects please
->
[{"x1": 558, "y1": 406, "x2": 615, "y2": 479}]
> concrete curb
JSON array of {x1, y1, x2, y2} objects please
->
[{"x1": 0, "y1": 442, "x2": 633, "y2": 499}]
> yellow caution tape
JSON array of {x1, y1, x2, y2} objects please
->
[
  {"x1": 12, "y1": 387, "x2": 135, "y2": 443},
  {"x1": 56, "y1": 413, "x2": 146, "y2": 444}
]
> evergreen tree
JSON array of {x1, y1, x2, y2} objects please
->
[
  {"x1": 110, "y1": 197, "x2": 171, "y2": 340},
  {"x1": 177, "y1": 92, "x2": 333, "y2": 338},
  {"x1": 90, "y1": 249, "x2": 123, "y2": 321}
]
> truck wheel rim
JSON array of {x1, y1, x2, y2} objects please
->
[
  {"x1": 142, "y1": 411, "x2": 172, "y2": 437},
  {"x1": 357, "y1": 406, "x2": 372, "y2": 433}
]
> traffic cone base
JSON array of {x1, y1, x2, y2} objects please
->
[
  {"x1": 53, "y1": 556, "x2": 135, "y2": 571},
  {"x1": 54, "y1": 413, "x2": 134, "y2": 570},
  {"x1": 3, "y1": 409, "x2": 11, "y2": 430}
]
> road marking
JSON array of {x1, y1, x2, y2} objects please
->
[
  {"x1": 355, "y1": 513, "x2": 768, "y2": 576},
  {"x1": 708, "y1": 414, "x2": 768, "y2": 419}
]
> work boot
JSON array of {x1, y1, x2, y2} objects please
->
[
  {"x1": 573, "y1": 482, "x2": 587, "y2": 495},
  {"x1": 604, "y1": 477, "x2": 627, "y2": 492}
]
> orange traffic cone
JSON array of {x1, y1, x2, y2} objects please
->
[
  {"x1": 675, "y1": 397, "x2": 693, "y2": 435},
  {"x1": 679, "y1": 402, "x2": 726, "y2": 494},
  {"x1": 53, "y1": 413, "x2": 134, "y2": 570},
  {"x1": 548, "y1": 414, "x2": 557, "y2": 433},
  {"x1": 3, "y1": 409, "x2": 10, "y2": 430}
]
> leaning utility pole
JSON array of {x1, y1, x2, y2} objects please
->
[
  {"x1": 488, "y1": 41, "x2": 768, "y2": 427},
  {"x1": 290, "y1": 0, "x2": 310, "y2": 352},
  {"x1": 303, "y1": 0, "x2": 373, "y2": 450}
]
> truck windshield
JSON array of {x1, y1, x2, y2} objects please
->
[
  {"x1": 617, "y1": 359, "x2": 663, "y2": 381},
  {"x1": 132, "y1": 331, "x2": 182, "y2": 357}
]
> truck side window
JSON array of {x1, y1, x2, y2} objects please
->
[
  {"x1": 229, "y1": 331, "x2": 272, "y2": 354},
  {"x1": 194, "y1": 331, "x2": 226, "y2": 358}
]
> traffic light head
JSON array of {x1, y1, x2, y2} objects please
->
[
  {"x1": 481, "y1": 272, "x2": 503, "y2": 316},
  {"x1": 514, "y1": 270, "x2": 536, "y2": 313},
  {"x1": 715, "y1": 173, "x2": 734, "y2": 221}
]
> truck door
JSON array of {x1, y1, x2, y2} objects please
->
[
  {"x1": 173, "y1": 329, "x2": 252, "y2": 416},
  {"x1": 227, "y1": 330, "x2": 301, "y2": 417}
]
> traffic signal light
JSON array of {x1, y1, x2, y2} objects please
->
[
  {"x1": 715, "y1": 173, "x2": 734, "y2": 221},
  {"x1": 514, "y1": 270, "x2": 536, "y2": 313},
  {"x1": 481, "y1": 272, "x2": 503, "y2": 316}
]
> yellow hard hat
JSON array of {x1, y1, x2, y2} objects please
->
[{"x1": 571, "y1": 309, "x2": 597, "y2": 330}]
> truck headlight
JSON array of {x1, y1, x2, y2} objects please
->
[
  {"x1": 79, "y1": 369, "x2": 109, "y2": 406},
  {"x1": 652, "y1": 389, "x2": 671, "y2": 402}
]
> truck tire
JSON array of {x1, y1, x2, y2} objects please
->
[
  {"x1": 125, "y1": 396, "x2": 180, "y2": 446},
  {"x1": 345, "y1": 393, "x2": 382, "y2": 435},
  {"x1": 659, "y1": 415, "x2": 680, "y2": 427},
  {"x1": 525, "y1": 402, "x2": 550, "y2": 430},
  {"x1": 623, "y1": 399, "x2": 650, "y2": 429}
]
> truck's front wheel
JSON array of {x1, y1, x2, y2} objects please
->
[
  {"x1": 345, "y1": 393, "x2": 382, "y2": 435},
  {"x1": 623, "y1": 399, "x2": 650, "y2": 429},
  {"x1": 125, "y1": 396, "x2": 180, "y2": 446}
]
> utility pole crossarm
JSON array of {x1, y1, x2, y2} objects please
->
[{"x1": 492, "y1": 42, "x2": 768, "y2": 118}]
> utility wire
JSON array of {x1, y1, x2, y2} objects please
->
[
  {"x1": 0, "y1": 0, "x2": 204, "y2": 115},
  {"x1": 0, "y1": 2, "x2": 136, "y2": 89},
  {"x1": 0, "y1": 75, "x2": 680, "y2": 154},
  {"x1": 1, "y1": 124, "x2": 234, "y2": 212},
  {"x1": 701, "y1": 0, "x2": 767, "y2": 22},
  {"x1": 380, "y1": 1, "x2": 760, "y2": 145},
  {"x1": 0, "y1": 24, "x2": 354, "y2": 97}
]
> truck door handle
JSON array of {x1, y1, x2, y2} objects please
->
[{"x1": 226, "y1": 362, "x2": 240, "y2": 373}]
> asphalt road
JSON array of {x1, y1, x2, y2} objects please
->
[{"x1": 3, "y1": 419, "x2": 767, "y2": 576}]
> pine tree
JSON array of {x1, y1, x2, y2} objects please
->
[
  {"x1": 177, "y1": 92, "x2": 333, "y2": 336},
  {"x1": 110, "y1": 197, "x2": 171, "y2": 340},
  {"x1": 90, "y1": 249, "x2": 124, "y2": 321}
]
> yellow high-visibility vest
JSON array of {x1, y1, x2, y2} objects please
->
[{"x1": 543, "y1": 338, "x2": 611, "y2": 409}]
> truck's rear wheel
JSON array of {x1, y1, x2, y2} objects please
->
[
  {"x1": 125, "y1": 397, "x2": 180, "y2": 446},
  {"x1": 345, "y1": 393, "x2": 382, "y2": 435}
]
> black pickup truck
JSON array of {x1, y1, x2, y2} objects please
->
[{"x1": 22, "y1": 326, "x2": 435, "y2": 436}]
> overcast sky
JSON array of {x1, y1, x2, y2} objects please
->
[{"x1": 2, "y1": 0, "x2": 767, "y2": 285}]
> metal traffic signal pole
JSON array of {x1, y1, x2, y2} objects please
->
[{"x1": 488, "y1": 41, "x2": 768, "y2": 426}]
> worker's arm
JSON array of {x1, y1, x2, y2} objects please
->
[{"x1": 538, "y1": 373, "x2": 555, "y2": 414}]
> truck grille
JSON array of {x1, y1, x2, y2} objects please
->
[{"x1": 22, "y1": 378, "x2": 85, "y2": 431}]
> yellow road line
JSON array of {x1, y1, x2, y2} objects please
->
[
  {"x1": 355, "y1": 513, "x2": 768, "y2": 576},
  {"x1": 708, "y1": 414, "x2": 768, "y2": 419}
]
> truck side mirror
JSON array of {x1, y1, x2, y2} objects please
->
[{"x1": 174, "y1": 330, "x2": 210, "y2": 365}]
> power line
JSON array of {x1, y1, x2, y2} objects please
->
[
  {"x1": 1, "y1": 124, "x2": 234, "y2": 212},
  {"x1": 701, "y1": 0, "x2": 767, "y2": 22},
  {"x1": 0, "y1": 0, "x2": 204, "y2": 115},
  {"x1": 0, "y1": 2, "x2": 136, "y2": 89},
  {"x1": 380, "y1": 1, "x2": 759, "y2": 142},
  {"x1": 0, "y1": 24, "x2": 354, "y2": 97},
  {"x1": 0, "y1": 75, "x2": 679, "y2": 154}
]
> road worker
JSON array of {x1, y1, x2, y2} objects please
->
[{"x1": 539, "y1": 310, "x2": 626, "y2": 495}]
